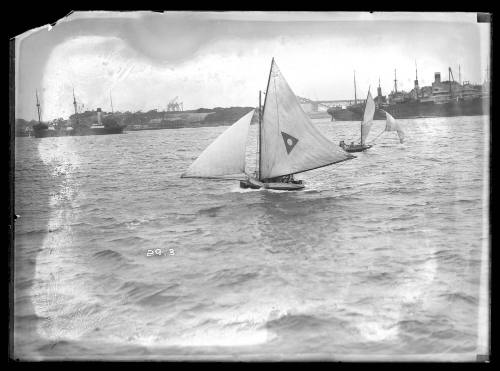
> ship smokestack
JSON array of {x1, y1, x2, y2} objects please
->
[
  {"x1": 434, "y1": 72, "x2": 441, "y2": 83},
  {"x1": 97, "y1": 108, "x2": 102, "y2": 124}
]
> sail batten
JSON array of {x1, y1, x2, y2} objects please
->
[
  {"x1": 360, "y1": 91, "x2": 375, "y2": 145},
  {"x1": 182, "y1": 110, "x2": 254, "y2": 178},
  {"x1": 260, "y1": 60, "x2": 353, "y2": 179}
]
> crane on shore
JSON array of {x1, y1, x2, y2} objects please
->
[{"x1": 167, "y1": 96, "x2": 183, "y2": 112}]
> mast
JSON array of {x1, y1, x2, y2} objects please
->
[
  {"x1": 394, "y1": 69, "x2": 398, "y2": 93},
  {"x1": 258, "y1": 90, "x2": 262, "y2": 180},
  {"x1": 110, "y1": 92, "x2": 114, "y2": 114},
  {"x1": 354, "y1": 70, "x2": 357, "y2": 105},
  {"x1": 414, "y1": 61, "x2": 419, "y2": 100},
  {"x1": 72, "y1": 88, "x2": 79, "y2": 124},
  {"x1": 361, "y1": 87, "x2": 370, "y2": 145},
  {"x1": 259, "y1": 57, "x2": 274, "y2": 181},
  {"x1": 448, "y1": 67, "x2": 453, "y2": 99},
  {"x1": 459, "y1": 64, "x2": 461, "y2": 85},
  {"x1": 35, "y1": 90, "x2": 42, "y2": 124}
]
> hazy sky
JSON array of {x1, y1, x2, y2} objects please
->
[{"x1": 15, "y1": 11, "x2": 491, "y2": 121}]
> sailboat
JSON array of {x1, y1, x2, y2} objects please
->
[
  {"x1": 181, "y1": 58, "x2": 355, "y2": 191},
  {"x1": 379, "y1": 110, "x2": 405, "y2": 143},
  {"x1": 339, "y1": 89, "x2": 375, "y2": 152}
]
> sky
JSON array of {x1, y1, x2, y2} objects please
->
[{"x1": 15, "y1": 11, "x2": 491, "y2": 121}]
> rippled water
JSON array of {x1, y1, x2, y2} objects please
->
[{"x1": 13, "y1": 116, "x2": 489, "y2": 360}]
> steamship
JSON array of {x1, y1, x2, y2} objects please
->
[
  {"x1": 327, "y1": 66, "x2": 490, "y2": 121},
  {"x1": 32, "y1": 90, "x2": 125, "y2": 138}
]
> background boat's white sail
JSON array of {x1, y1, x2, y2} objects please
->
[
  {"x1": 260, "y1": 60, "x2": 353, "y2": 180},
  {"x1": 361, "y1": 91, "x2": 375, "y2": 145},
  {"x1": 181, "y1": 110, "x2": 254, "y2": 178},
  {"x1": 384, "y1": 110, "x2": 398, "y2": 131},
  {"x1": 384, "y1": 110, "x2": 405, "y2": 143},
  {"x1": 396, "y1": 127, "x2": 405, "y2": 143}
]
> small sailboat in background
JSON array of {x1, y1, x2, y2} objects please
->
[
  {"x1": 370, "y1": 110, "x2": 405, "y2": 144},
  {"x1": 181, "y1": 58, "x2": 355, "y2": 191},
  {"x1": 381, "y1": 110, "x2": 405, "y2": 143},
  {"x1": 339, "y1": 89, "x2": 375, "y2": 152}
]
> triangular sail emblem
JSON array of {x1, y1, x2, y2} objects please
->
[{"x1": 281, "y1": 131, "x2": 299, "y2": 154}]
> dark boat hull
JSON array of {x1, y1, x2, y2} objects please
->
[
  {"x1": 32, "y1": 129, "x2": 70, "y2": 138},
  {"x1": 329, "y1": 97, "x2": 489, "y2": 121},
  {"x1": 343, "y1": 144, "x2": 372, "y2": 153},
  {"x1": 33, "y1": 126, "x2": 124, "y2": 138},
  {"x1": 240, "y1": 178, "x2": 305, "y2": 191},
  {"x1": 73, "y1": 126, "x2": 124, "y2": 136}
]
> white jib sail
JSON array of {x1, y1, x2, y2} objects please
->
[
  {"x1": 181, "y1": 110, "x2": 254, "y2": 178},
  {"x1": 260, "y1": 60, "x2": 354, "y2": 180},
  {"x1": 360, "y1": 91, "x2": 375, "y2": 145},
  {"x1": 384, "y1": 110, "x2": 405, "y2": 143}
]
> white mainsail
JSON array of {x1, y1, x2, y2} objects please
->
[
  {"x1": 259, "y1": 60, "x2": 354, "y2": 180},
  {"x1": 384, "y1": 110, "x2": 405, "y2": 143},
  {"x1": 360, "y1": 91, "x2": 375, "y2": 145},
  {"x1": 181, "y1": 110, "x2": 254, "y2": 178}
]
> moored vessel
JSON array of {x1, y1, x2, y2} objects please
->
[{"x1": 328, "y1": 66, "x2": 489, "y2": 121}]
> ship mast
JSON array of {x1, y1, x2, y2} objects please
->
[
  {"x1": 414, "y1": 61, "x2": 419, "y2": 100},
  {"x1": 394, "y1": 69, "x2": 398, "y2": 93},
  {"x1": 110, "y1": 92, "x2": 114, "y2": 114},
  {"x1": 378, "y1": 77, "x2": 381, "y2": 102},
  {"x1": 448, "y1": 67, "x2": 453, "y2": 99},
  {"x1": 72, "y1": 88, "x2": 79, "y2": 125},
  {"x1": 35, "y1": 90, "x2": 42, "y2": 124},
  {"x1": 353, "y1": 70, "x2": 357, "y2": 105}
]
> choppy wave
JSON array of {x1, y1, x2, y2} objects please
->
[{"x1": 13, "y1": 116, "x2": 488, "y2": 360}]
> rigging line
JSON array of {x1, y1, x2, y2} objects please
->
[
  {"x1": 306, "y1": 156, "x2": 352, "y2": 181},
  {"x1": 368, "y1": 129, "x2": 385, "y2": 144}
]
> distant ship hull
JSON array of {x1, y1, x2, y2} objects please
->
[
  {"x1": 329, "y1": 97, "x2": 489, "y2": 121},
  {"x1": 32, "y1": 129, "x2": 70, "y2": 138},
  {"x1": 72, "y1": 126, "x2": 124, "y2": 136},
  {"x1": 33, "y1": 126, "x2": 124, "y2": 138}
]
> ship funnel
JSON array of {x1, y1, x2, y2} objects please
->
[
  {"x1": 97, "y1": 108, "x2": 102, "y2": 124},
  {"x1": 434, "y1": 72, "x2": 441, "y2": 83}
]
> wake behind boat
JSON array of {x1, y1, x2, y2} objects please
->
[{"x1": 181, "y1": 58, "x2": 355, "y2": 191}]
